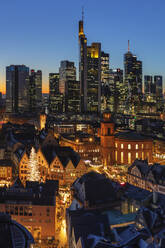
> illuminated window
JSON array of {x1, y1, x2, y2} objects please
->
[
  {"x1": 128, "y1": 153, "x2": 131, "y2": 164},
  {"x1": 136, "y1": 152, "x2": 138, "y2": 159},
  {"x1": 142, "y1": 144, "x2": 144, "y2": 149},
  {"x1": 121, "y1": 152, "x2": 124, "y2": 163},
  {"x1": 121, "y1": 144, "x2": 124, "y2": 149},
  {"x1": 136, "y1": 144, "x2": 138, "y2": 149},
  {"x1": 115, "y1": 151, "x2": 117, "y2": 161},
  {"x1": 115, "y1": 143, "x2": 118, "y2": 148},
  {"x1": 147, "y1": 152, "x2": 149, "y2": 160},
  {"x1": 142, "y1": 152, "x2": 144, "y2": 160},
  {"x1": 128, "y1": 144, "x2": 131, "y2": 149}
]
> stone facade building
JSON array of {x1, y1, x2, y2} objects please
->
[
  {"x1": 128, "y1": 159, "x2": 165, "y2": 194},
  {"x1": 100, "y1": 112, "x2": 153, "y2": 167}
]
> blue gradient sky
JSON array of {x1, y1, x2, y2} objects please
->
[{"x1": 0, "y1": 0, "x2": 164, "y2": 93}]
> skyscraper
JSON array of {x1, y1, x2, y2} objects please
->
[
  {"x1": 49, "y1": 73, "x2": 63, "y2": 113},
  {"x1": 154, "y1": 75, "x2": 163, "y2": 111},
  {"x1": 79, "y1": 17, "x2": 101, "y2": 114},
  {"x1": 59, "y1": 61, "x2": 76, "y2": 95},
  {"x1": 59, "y1": 61, "x2": 80, "y2": 113},
  {"x1": 29, "y1": 70, "x2": 42, "y2": 111},
  {"x1": 101, "y1": 52, "x2": 109, "y2": 113},
  {"x1": 6, "y1": 65, "x2": 29, "y2": 113},
  {"x1": 79, "y1": 18, "x2": 87, "y2": 113},
  {"x1": 124, "y1": 41, "x2": 142, "y2": 113},
  {"x1": 155, "y1": 75, "x2": 163, "y2": 97},
  {"x1": 144, "y1": 75, "x2": 156, "y2": 102},
  {"x1": 108, "y1": 69, "x2": 123, "y2": 113},
  {"x1": 101, "y1": 51, "x2": 110, "y2": 84}
]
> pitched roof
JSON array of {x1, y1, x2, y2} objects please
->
[
  {"x1": 85, "y1": 178, "x2": 117, "y2": 205},
  {"x1": 128, "y1": 159, "x2": 150, "y2": 178},
  {"x1": 41, "y1": 145, "x2": 80, "y2": 167},
  {"x1": 115, "y1": 131, "x2": 152, "y2": 141},
  {"x1": 0, "y1": 159, "x2": 15, "y2": 168}
]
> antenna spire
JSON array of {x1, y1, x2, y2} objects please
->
[
  {"x1": 82, "y1": 6, "x2": 84, "y2": 21},
  {"x1": 128, "y1": 40, "x2": 130, "y2": 52}
]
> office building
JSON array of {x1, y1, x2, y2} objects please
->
[
  {"x1": 101, "y1": 51, "x2": 110, "y2": 84},
  {"x1": 59, "y1": 61, "x2": 80, "y2": 113},
  {"x1": 59, "y1": 61, "x2": 76, "y2": 95},
  {"x1": 155, "y1": 75, "x2": 163, "y2": 96},
  {"x1": 155, "y1": 75, "x2": 163, "y2": 111},
  {"x1": 29, "y1": 69, "x2": 42, "y2": 111},
  {"x1": 79, "y1": 18, "x2": 101, "y2": 114},
  {"x1": 86, "y1": 43, "x2": 101, "y2": 113},
  {"x1": 6, "y1": 65, "x2": 29, "y2": 113},
  {"x1": 49, "y1": 73, "x2": 63, "y2": 113},
  {"x1": 109, "y1": 69, "x2": 124, "y2": 113},
  {"x1": 144, "y1": 75, "x2": 156, "y2": 101},
  {"x1": 124, "y1": 42, "x2": 142, "y2": 113},
  {"x1": 67, "y1": 80, "x2": 80, "y2": 113}
]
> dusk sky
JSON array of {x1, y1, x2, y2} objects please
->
[{"x1": 0, "y1": 0, "x2": 164, "y2": 93}]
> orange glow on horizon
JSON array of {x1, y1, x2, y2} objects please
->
[
  {"x1": 0, "y1": 81, "x2": 49, "y2": 94},
  {"x1": 0, "y1": 82, "x2": 5, "y2": 95},
  {"x1": 42, "y1": 83, "x2": 49, "y2": 94}
]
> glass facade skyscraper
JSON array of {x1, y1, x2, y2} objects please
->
[
  {"x1": 124, "y1": 46, "x2": 142, "y2": 113},
  {"x1": 154, "y1": 75, "x2": 163, "y2": 111},
  {"x1": 6, "y1": 65, "x2": 29, "y2": 113},
  {"x1": 79, "y1": 19, "x2": 101, "y2": 114},
  {"x1": 49, "y1": 73, "x2": 63, "y2": 113},
  {"x1": 59, "y1": 61, "x2": 80, "y2": 113},
  {"x1": 29, "y1": 70, "x2": 42, "y2": 111},
  {"x1": 144, "y1": 75, "x2": 156, "y2": 103}
]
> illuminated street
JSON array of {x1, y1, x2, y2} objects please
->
[
  {"x1": 55, "y1": 187, "x2": 71, "y2": 248},
  {"x1": 88, "y1": 163, "x2": 128, "y2": 184}
]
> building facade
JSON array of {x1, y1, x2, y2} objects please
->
[
  {"x1": 49, "y1": 73, "x2": 63, "y2": 113},
  {"x1": 59, "y1": 61, "x2": 80, "y2": 113},
  {"x1": 6, "y1": 65, "x2": 29, "y2": 113},
  {"x1": 18, "y1": 134, "x2": 87, "y2": 186},
  {"x1": 100, "y1": 112, "x2": 153, "y2": 167},
  {"x1": 124, "y1": 43, "x2": 142, "y2": 114},
  {"x1": 155, "y1": 75, "x2": 163, "y2": 111},
  {"x1": 0, "y1": 179, "x2": 58, "y2": 244},
  {"x1": 79, "y1": 19, "x2": 101, "y2": 114},
  {"x1": 29, "y1": 69, "x2": 42, "y2": 111},
  {"x1": 128, "y1": 159, "x2": 165, "y2": 195}
]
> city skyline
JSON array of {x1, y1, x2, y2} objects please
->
[{"x1": 0, "y1": 0, "x2": 165, "y2": 94}]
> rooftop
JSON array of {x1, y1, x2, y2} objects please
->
[{"x1": 115, "y1": 131, "x2": 152, "y2": 141}]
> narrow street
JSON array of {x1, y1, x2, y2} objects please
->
[{"x1": 55, "y1": 187, "x2": 71, "y2": 248}]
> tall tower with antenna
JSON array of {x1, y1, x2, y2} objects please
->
[
  {"x1": 79, "y1": 9, "x2": 101, "y2": 114},
  {"x1": 124, "y1": 41, "x2": 142, "y2": 114},
  {"x1": 79, "y1": 7, "x2": 87, "y2": 113},
  {"x1": 128, "y1": 40, "x2": 130, "y2": 52}
]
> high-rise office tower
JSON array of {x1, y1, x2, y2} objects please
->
[
  {"x1": 6, "y1": 65, "x2": 29, "y2": 113},
  {"x1": 107, "y1": 69, "x2": 123, "y2": 113},
  {"x1": 79, "y1": 17, "x2": 101, "y2": 114},
  {"x1": 49, "y1": 73, "x2": 63, "y2": 113},
  {"x1": 67, "y1": 80, "x2": 80, "y2": 113},
  {"x1": 155, "y1": 75, "x2": 163, "y2": 97},
  {"x1": 79, "y1": 18, "x2": 87, "y2": 113},
  {"x1": 59, "y1": 61, "x2": 80, "y2": 113},
  {"x1": 59, "y1": 61, "x2": 76, "y2": 95},
  {"x1": 124, "y1": 41, "x2": 142, "y2": 113},
  {"x1": 144, "y1": 75, "x2": 156, "y2": 102},
  {"x1": 101, "y1": 52, "x2": 110, "y2": 113},
  {"x1": 101, "y1": 52, "x2": 110, "y2": 84},
  {"x1": 29, "y1": 70, "x2": 42, "y2": 111},
  {"x1": 154, "y1": 75, "x2": 163, "y2": 111}
]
